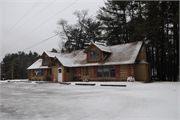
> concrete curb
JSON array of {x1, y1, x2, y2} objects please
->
[
  {"x1": 59, "y1": 82, "x2": 71, "y2": 85},
  {"x1": 75, "y1": 83, "x2": 96, "y2": 86},
  {"x1": 100, "y1": 84, "x2": 126, "y2": 87}
]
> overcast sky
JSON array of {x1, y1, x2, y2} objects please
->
[{"x1": 0, "y1": 0, "x2": 105, "y2": 61}]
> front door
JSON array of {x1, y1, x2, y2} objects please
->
[{"x1": 58, "y1": 68, "x2": 62, "y2": 82}]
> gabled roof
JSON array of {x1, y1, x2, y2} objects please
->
[
  {"x1": 56, "y1": 56, "x2": 73, "y2": 67},
  {"x1": 84, "y1": 43, "x2": 111, "y2": 53},
  {"x1": 56, "y1": 41, "x2": 143, "y2": 67},
  {"x1": 56, "y1": 49, "x2": 86, "y2": 67},
  {"x1": 27, "y1": 41, "x2": 144, "y2": 69},
  {"x1": 27, "y1": 59, "x2": 50, "y2": 70},
  {"x1": 101, "y1": 41, "x2": 143, "y2": 65}
]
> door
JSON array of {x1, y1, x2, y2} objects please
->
[{"x1": 58, "y1": 68, "x2": 62, "y2": 82}]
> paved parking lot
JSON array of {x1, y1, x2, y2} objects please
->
[{"x1": 0, "y1": 81, "x2": 179, "y2": 120}]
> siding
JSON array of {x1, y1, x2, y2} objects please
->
[
  {"x1": 130, "y1": 65, "x2": 134, "y2": 77},
  {"x1": 65, "y1": 67, "x2": 74, "y2": 82},
  {"x1": 88, "y1": 66, "x2": 94, "y2": 79},
  {"x1": 134, "y1": 64, "x2": 147, "y2": 81},
  {"x1": 120, "y1": 65, "x2": 128, "y2": 80},
  {"x1": 136, "y1": 44, "x2": 147, "y2": 61},
  {"x1": 52, "y1": 66, "x2": 59, "y2": 82}
]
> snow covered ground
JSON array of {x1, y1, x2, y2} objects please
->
[{"x1": 0, "y1": 80, "x2": 179, "y2": 120}]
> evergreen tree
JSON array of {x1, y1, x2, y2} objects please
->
[
  {"x1": 2, "y1": 51, "x2": 40, "y2": 79},
  {"x1": 97, "y1": 1, "x2": 179, "y2": 81},
  {"x1": 97, "y1": 1, "x2": 130, "y2": 45},
  {"x1": 51, "y1": 48, "x2": 58, "y2": 53}
]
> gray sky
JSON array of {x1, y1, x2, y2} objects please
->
[{"x1": 0, "y1": 0, "x2": 105, "y2": 61}]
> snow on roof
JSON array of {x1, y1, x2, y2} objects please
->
[
  {"x1": 56, "y1": 56, "x2": 73, "y2": 67},
  {"x1": 93, "y1": 43, "x2": 112, "y2": 53},
  {"x1": 27, "y1": 41, "x2": 143, "y2": 69},
  {"x1": 136, "y1": 60, "x2": 150, "y2": 64},
  {"x1": 104, "y1": 41, "x2": 143, "y2": 65},
  {"x1": 56, "y1": 41, "x2": 143, "y2": 67},
  {"x1": 27, "y1": 59, "x2": 49, "y2": 70},
  {"x1": 56, "y1": 49, "x2": 87, "y2": 67},
  {"x1": 44, "y1": 51, "x2": 60, "y2": 58},
  {"x1": 27, "y1": 52, "x2": 61, "y2": 70},
  {"x1": 95, "y1": 41, "x2": 107, "y2": 46}
]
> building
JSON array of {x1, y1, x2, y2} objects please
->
[{"x1": 27, "y1": 41, "x2": 151, "y2": 82}]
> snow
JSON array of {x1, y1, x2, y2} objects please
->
[
  {"x1": 95, "y1": 41, "x2": 107, "y2": 46},
  {"x1": 137, "y1": 60, "x2": 150, "y2": 64},
  {"x1": 45, "y1": 51, "x2": 60, "y2": 58},
  {"x1": 0, "y1": 79, "x2": 44, "y2": 84},
  {"x1": 55, "y1": 41, "x2": 143, "y2": 67},
  {"x1": 56, "y1": 56, "x2": 74, "y2": 67},
  {"x1": 27, "y1": 41, "x2": 143, "y2": 69},
  {"x1": 0, "y1": 79, "x2": 28, "y2": 82},
  {"x1": 93, "y1": 42, "x2": 111, "y2": 53},
  {"x1": 27, "y1": 59, "x2": 50, "y2": 70},
  {"x1": 0, "y1": 81, "x2": 179, "y2": 120}
]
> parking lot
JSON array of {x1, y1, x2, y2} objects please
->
[{"x1": 0, "y1": 81, "x2": 179, "y2": 120}]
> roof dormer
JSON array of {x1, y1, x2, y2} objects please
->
[
  {"x1": 84, "y1": 42, "x2": 111, "y2": 62},
  {"x1": 41, "y1": 52, "x2": 51, "y2": 66}
]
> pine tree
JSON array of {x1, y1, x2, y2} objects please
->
[
  {"x1": 97, "y1": 1, "x2": 130, "y2": 45},
  {"x1": 2, "y1": 51, "x2": 40, "y2": 79},
  {"x1": 97, "y1": 1, "x2": 179, "y2": 81}
]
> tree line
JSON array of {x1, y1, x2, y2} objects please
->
[
  {"x1": 57, "y1": 1, "x2": 179, "y2": 81},
  {"x1": 1, "y1": 51, "x2": 40, "y2": 79}
]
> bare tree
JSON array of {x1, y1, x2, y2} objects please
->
[{"x1": 56, "y1": 9, "x2": 102, "y2": 51}]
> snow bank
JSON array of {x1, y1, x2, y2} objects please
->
[{"x1": 0, "y1": 79, "x2": 28, "y2": 82}]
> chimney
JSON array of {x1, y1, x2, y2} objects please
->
[{"x1": 66, "y1": 47, "x2": 71, "y2": 53}]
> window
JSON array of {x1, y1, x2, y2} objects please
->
[
  {"x1": 58, "y1": 69, "x2": 61, "y2": 73},
  {"x1": 43, "y1": 57, "x2": 49, "y2": 64},
  {"x1": 110, "y1": 66, "x2": 116, "y2": 77},
  {"x1": 34, "y1": 69, "x2": 44, "y2": 76},
  {"x1": 96, "y1": 66, "x2": 116, "y2": 77},
  {"x1": 49, "y1": 69, "x2": 52, "y2": 74},
  {"x1": 90, "y1": 51, "x2": 93, "y2": 59},
  {"x1": 93, "y1": 51, "x2": 96, "y2": 59},
  {"x1": 103, "y1": 66, "x2": 109, "y2": 77},
  {"x1": 90, "y1": 50, "x2": 99, "y2": 60},
  {"x1": 66, "y1": 68, "x2": 70, "y2": 73},
  {"x1": 97, "y1": 67, "x2": 102, "y2": 77},
  {"x1": 96, "y1": 51, "x2": 99, "y2": 59}
]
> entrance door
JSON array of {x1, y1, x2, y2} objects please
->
[{"x1": 58, "y1": 68, "x2": 62, "y2": 82}]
